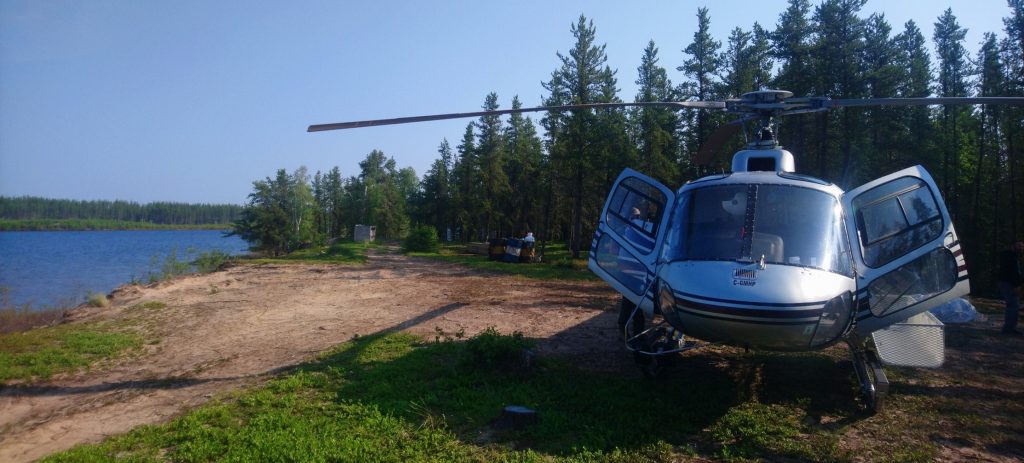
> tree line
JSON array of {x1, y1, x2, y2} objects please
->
[
  {"x1": 236, "y1": 0, "x2": 1024, "y2": 296},
  {"x1": 230, "y1": 154, "x2": 417, "y2": 256},
  {"x1": 0, "y1": 196, "x2": 241, "y2": 225}
]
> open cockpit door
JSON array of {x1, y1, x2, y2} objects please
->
[
  {"x1": 842, "y1": 166, "x2": 969, "y2": 336},
  {"x1": 588, "y1": 169, "x2": 675, "y2": 311}
]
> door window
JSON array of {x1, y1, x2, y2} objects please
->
[
  {"x1": 852, "y1": 177, "x2": 943, "y2": 268},
  {"x1": 605, "y1": 177, "x2": 668, "y2": 255},
  {"x1": 868, "y1": 247, "x2": 958, "y2": 317}
]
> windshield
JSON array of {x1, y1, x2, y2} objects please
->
[{"x1": 664, "y1": 184, "x2": 853, "y2": 276}]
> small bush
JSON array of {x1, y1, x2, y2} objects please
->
[
  {"x1": 403, "y1": 225, "x2": 440, "y2": 253},
  {"x1": 462, "y1": 327, "x2": 534, "y2": 372},
  {"x1": 86, "y1": 293, "x2": 109, "y2": 308},
  {"x1": 193, "y1": 250, "x2": 232, "y2": 273}
]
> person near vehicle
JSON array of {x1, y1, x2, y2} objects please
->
[{"x1": 998, "y1": 240, "x2": 1024, "y2": 335}]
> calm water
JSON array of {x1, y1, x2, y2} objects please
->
[{"x1": 0, "y1": 230, "x2": 249, "y2": 310}]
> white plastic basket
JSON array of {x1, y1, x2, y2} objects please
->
[{"x1": 871, "y1": 311, "x2": 945, "y2": 368}]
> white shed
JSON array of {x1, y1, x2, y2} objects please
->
[{"x1": 354, "y1": 224, "x2": 376, "y2": 242}]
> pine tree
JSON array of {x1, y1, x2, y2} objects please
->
[
  {"x1": 451, "y1": 123, "x2": 479, "y2": 241},
  {"x1": 861, "y1": 13, "x2": 907, "y2": 177},
  {"x1": 633, "y1": 40, "x2": 680, "y2": 185},
  {"x1": 811, "y1": 0, "x2": 868, "y2": 185},
  {"x1": 678, "y1": 7, "x2": 723, "y2": 160},
  {"x1": 504, "y1": 96, "x2": 545, "y2": 234},
  {"x1": 420, "y1": 139, "x2": 453, "y2": 237},
  {"x1": 968, "y1": 33, "x2": 1006, "y2": 290},
  {"x1": 475, "y1": 92, "x2": 511, "y2": 237},
  {"x1": 892, "y1": 20, "x2": 936, "y2": 173},
  {"x1": 1003, "y1": 0, "x2": 1024, "y2": 239},
  {"x1": 543, "y1": 15, "x2": 618, "y2": 257},
  {"x1": 933, "y1": 8, "x2": 973, "y2": 217},
  {"x1": 771, "y1": 0, "x2": 815, "y2": 171}
]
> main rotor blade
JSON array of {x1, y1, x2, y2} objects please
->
[
  {"x1": 824, "y1": 97, "x2": 1024, "y2": 109},
  {"x1": 308, "y1": 101, "x2": 726, "y2": 132}
]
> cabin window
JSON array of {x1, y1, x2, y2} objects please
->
[
  {"x1": 852, "y1": 177, "x2": 943, "y2": 268},
  {"x1": 605, "y1": 176, "x2": 667, "y2": 255},
  {"x1": 868, "y1": 247, "x2": 958, "y2": 317}
]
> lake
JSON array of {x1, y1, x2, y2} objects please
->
[{"x1": 0, "y1": 230, "x2": 249, "y2": 310}]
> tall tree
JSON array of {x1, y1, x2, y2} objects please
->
[
  {"x1": 633, "y1": 40, "x2": 680, "y2": 185},
  {"x1": 543, "y1": 15, "x2": 619, "y2": 257},
  {"x1": 475, "y1": 92, "x2": 511, "y2": 237},
  {"x1": 887, "y1": 20, "x2": 939, "y2": 180},
  {"x1": 419, "y1": 139, "x2": 453, "y2": 237},
  {"x1": 719, "y1": 24, "x2": 773, "y2": 97},
  {"x1": 966, "y1": 33, "x2": 1006, "y2": 291},
  {"x1": 811, "y1": 0, "x2": 868, "y2": 185},
  {"x1": 1003, "y1": 0, "x2": 1024, "y2": 240},
  {"x1": 861, "y1": 13, "x2": 907, "y2": 177},
  {"x1": 678, "y1": 7, "x2": 723, "y2": 160},
  {"x1": 450, "y1": 123, "x2": 479, "y2": 241},
  {"x1": 933, "y1": 8, "x2": 973, "y2": 218},
  {"x1": 771, "y1": 0, "x2": 815, "y2": 170},
  {"x1": 504, "y1": 96, "x2": 545, "y2": 233},
  {"x1": 231, "y1": 168, "x2": 315, "y2": 256}
]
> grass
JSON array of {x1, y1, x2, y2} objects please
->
[
  {"x1": 131, "y1": 301, "x2": 167, "y2": 310},
  {"x1": 40, "y1": 329, "x2": 911, "y2": 462},
  {"x1": 409, "y1": 243, "x2": 598, "y2": 281},
  {"x1": 246, "y1": 241, "x2": 377, "y2": 265},
  {"x1": 0, "y1": 307, "x2": 66, "y2": 335},
  {"x1": 0, "y1": 321, "x2": 143, "y2": 383}
]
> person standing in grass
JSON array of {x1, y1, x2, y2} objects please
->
[{"x1": 998, "y1": 240, "x2": 1024, "y2": 336}]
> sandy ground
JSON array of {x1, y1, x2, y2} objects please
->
[{"x1": 0, "y1": 249, "x2": 622, "y2": 462}]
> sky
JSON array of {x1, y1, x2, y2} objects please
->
[{"x1": 0, "y1": 0, "x2": 1013, "y2": 205}]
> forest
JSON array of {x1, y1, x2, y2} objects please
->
[
  {"x1": 233, "y1": 0, "x2": 1024, "y2": 296},
  {"x1": 0, "y1": 196, "x2": 242, "y2": 228}
]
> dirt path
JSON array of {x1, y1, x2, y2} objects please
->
[{"x1": 0, "y1": 249, "x2": 621, "y2": 462}]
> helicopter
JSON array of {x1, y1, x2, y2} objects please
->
[{"x1": 309, "y1": 89, "x2": 1024, "y2": 412}]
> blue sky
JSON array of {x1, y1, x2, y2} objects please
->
[{"x1": 0, "y1": 1, "x2": 1012, "y2": 205}]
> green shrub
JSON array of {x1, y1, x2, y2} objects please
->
[
  {"x1": 86, "y1": 293, "x2": 109, "y2": 308},
  {"x1": 193, "y1": 250, "x2": 232, "y2": 273},
  {"x1": 462, "y1": 327, "x2": 533, "y2": 371},
  {"x1": 403, "y1": 225, "x2": 439, "y2": 253}
]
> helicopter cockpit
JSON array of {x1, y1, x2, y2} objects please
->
[{"x1": 664, "y1": 180, "x2": 853, "y2": 277}]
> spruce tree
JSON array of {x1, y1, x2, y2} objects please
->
[
  {"x1": 811, "y1": 0, "x2": 868, "y2": 185},
  {"x1": 932, "y1": 8, "x2": 972, "y2": 217},
  {"x1": 475, "y1": 92, "x2": 511, "y2": 237},
  {"x1": 862, "y1": 13, "x2": 907, "y2": 177},
  {"x1": 633, "y1": 40, "x2": 680, "y2": 185},
  {"x1": 451, "y1": 123, "x2": 479, "y2": 241},
  {"x1": 504, "y1": 96, "x2": 544, "y2": 234},
  {"x1": 543, "y1": 15, "x2": 618, "y2": 257},
  {"x1": 678, "y1": 7, "x2": 723, "y2": 160},
  {"x1": 771, "y1": 0, "x2": 815, "y2": 170}
]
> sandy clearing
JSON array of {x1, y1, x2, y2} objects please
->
[{"x1": 0, "y1": 249, "x2": 620, "y2": 462}]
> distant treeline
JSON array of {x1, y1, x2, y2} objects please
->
[
  {"x1": 0, "y1": 196, "x2": 242, "y2": 226},
  {"x1": 0, "y1": 219, "x2": 231, "y2": 231}
]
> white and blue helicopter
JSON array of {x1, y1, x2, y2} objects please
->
[{"x1": 310, "y1": 90, "x2": 1024, "y2": 412}]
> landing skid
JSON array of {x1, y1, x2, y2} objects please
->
[
  {"x1": 847, "y1": 336, "x2": 889, "y2": 414},
  {"x1": 621, "y1": 302, "x2": 705, "y2": 378}
]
